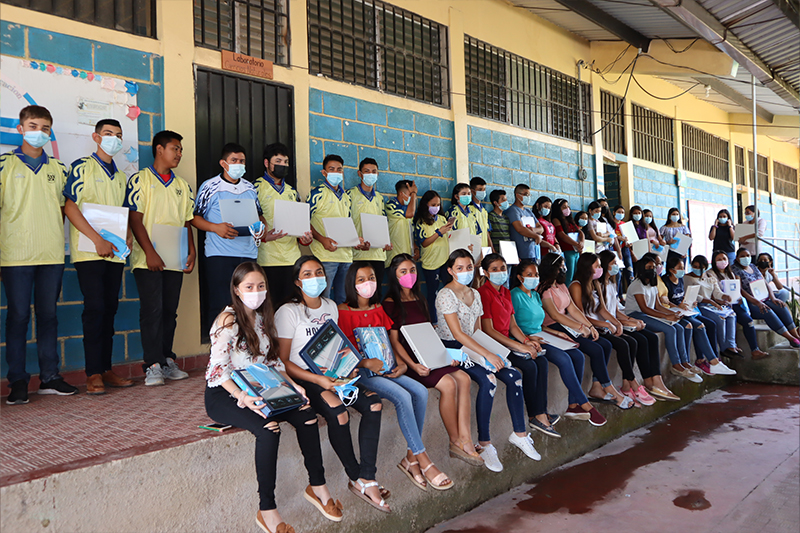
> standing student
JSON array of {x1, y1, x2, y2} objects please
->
[
  {"x1": 447, "y1": 183, "x2": 477, "y2": 236},
  {"x1": 349, "y1": 158, "x2": 391, "y2": 287},
  {"x1": 708, "y1": 209, "x2": 736, "y2": 264},
  {"x1": 192, "y1": 143, "x2": 274, "y2": 332},
  {"x1": 2, "y1": 105, "x2": 78, "y2": 404},
  {"x1": 756, "y1": 253, "x2": 791, "y2": 303},
  {"x1": 254, "y1": 143, "x2": 313, "y2": 306},
  {"x1": 584, "y1": 201, "x2": 614, "y2": 253},
  {"x1": 64, "y1": 118, "x2": 134, "y2": 395},
  {"x1": 551, "y1": 199, "x2": 583, "y2": 285},
  {"x1": 308, "y1": 154, "x2": 366, "y2": 304},
  {"x1": 125, "y1": 130, "x2": 195, "y2": 386},
  {"x1": 533, "y1": 196, "x2": 561, "y2": 257},
  {"x1": 385, "y1": 179, "x2": 417, "y2": 266},
  {"x1": 612, "y1": 205, "x2": 634, "y2": 291},
  {"x1": 488, "y1": 189, "x2": 511, "y2": 251},
  {"x1": 506, "y1": 184, "x2": 543, "y2": 261},
  {"x1": 739, "y1": 205, "x2": 767, "y2": 256},
  {"x1": 205, "y1": 262, "x2": 338, "y2": 531},
  {"x1": 413, "y1": 191, "x2": 454, "y2": 323},
  {"x1": 660, "y1": 208, "x2": 691, "y2": 259},
  {"x1": 470, "y1": 177, "x2": 492, "y2": 250}
]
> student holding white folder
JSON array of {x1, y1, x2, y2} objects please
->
[{"x1": 349, "y1": 158, "x2": 391, "y2": 288}]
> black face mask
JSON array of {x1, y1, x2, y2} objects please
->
[
  {"x1": 556, "y1": 268, "x2": 567, "y2": 285},
  {"x1": 643, "y1": 270, "x2": 657, "y2": 285},
  {"x1": 272, "y1": 164, "x2": 289, "y2": 179},
  {"x1": 757, "y1": 260, "x2": 770, "y2": 270}
]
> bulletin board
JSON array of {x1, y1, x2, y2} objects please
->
[
  {"x1": 687, "y1": 199, "x2": 727, "y2": 262},
  {"x1": 0, "y1": 55, "x2": 140, "y2": 175}
]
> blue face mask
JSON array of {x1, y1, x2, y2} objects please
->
[
  {"x1": 499, "y1": 200, "x2": 510, "y2": 211},
  {"x1": 458, "y1": 194, "x2": 472, "y2": 206},
  {"x1": 692, "y1": 267, "x2": 704, "y2": 276},
  {"x1": 540, "y1": 207, "x2": 551, "y2": 217},
  {"x1": 745, "y1": 214, "x2": 754, "y2": 222},
  {"x1": 334, "y1": 375, "x2": 360, "y2": 406},
  {"x1": 718, "y1": 217, "x2": 728, "y2": 224},
  {"x1": 488, "y1": 271, "x2": 508, "y2": 286},
  {"x1": 401, "y1": 195, "x2": 410, "y2": 206},
  {"x1": 675, "y1": 269, "x2": 685, "y2": 279},
  {"x1": 670, "y1": 214, "x2": 680, "y2": 223},
  {"x1": 615, "y1": 213, "x2": 624, "y2": 221},
  {"x1": 326, "y1": 172, "x2": 344, "y2": 187},
  {"x1": 301, "y1": 276, "x2": 327, "y2": 298},
  {"x1": 475, "y1": 190, "x2": 486, "y2": 201},
  {"x1": 521, "y1": 195, "x2": 534, "y2": 206},
  {"x1": 592, "y1": 211, "x2": 601, "y2": 220},
  {"x1": 578, "y1": 218, "x2": 588, "y2": 227},
  {"x1": 362, "y1": 173, "x2": 378, "y2": 187},
  {"x1": 24, "y1": 130, "x2": 50, "y2": 149},
  {"x1": 739, "y1": 257, "x2": 751, "y2": 267},
  {"x1": 609, "y1": 264, "x2": 620, "y2": 276},
  {"x1": 100, "y1": 135, "x2": 123, "y2": 157},
  {"x1": 455, "y1": 270, "x2": 474, "y2": 286},
  {"x1": 632, "y1": 213, "x2": 642, "y2": 221},
  {"x1": 226, "y1": 163, "x2": 246, "y2": 181},
  {"x1": 644, "y1": 216, "x2": 653, "y2": 224},
  {"x1": 522, "y1": 277, "x2": 540, "y2": 290}
]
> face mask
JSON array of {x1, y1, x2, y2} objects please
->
[
  {"x1": 239, "y1": 290, "x2": 267, "y2": 310},
  {"x1": 226, "y1": 163, "x2": 246, "y2": 181},
  {"x1": 632, "y1": 213, "x2": 642, "y2": 221},
  {"x1": 592, "y1": 212, "x2": 601, "y2": 220},
  {"x1": 355, "y1": 280, "x2": 377, "y2": 299},
  {"x1": 592, "y1": 267, "x2": 603, "y2": 280},
  {"x1": 24, "y1": 130, "x2": 50, "y2": 149},
  {"x1": 326, "y1": 172, "x2": 343, "y2": 187},
  {"x1": 401, "y1": 195, "x2": 410, "y2": 206},
  {"x1": 499, "y1": 200, "x2": 510, "y2": 211},
  {"x1": 615, "y1": 213, "x2": 624, "y2": 221},
  {"x1": 475, "y1": 190, "x2": 486, "y2": 201},
  {"x1": 718, "y1": 217, "x2": 728, "y2": 224},
  {"x1": 272, "y1": 164, "x2": 289, "y2": 179},
  {"x1": 398, "y1": 272, "x2": 417, "y2": 289},
  {"x1": 562, "y1": 208, "x2": 571, "y2": 217},
  {"x1": 675, "y1": 269, "x2": 685, "y2": 279},
  {"x1": 458, "y1": 194, "x2": 472, "y2": 206},
  {"x1": 489, "y1": 271, "x2": 509, "y2": 286},
  {"x1": 540, "y1": 207, "x2": 551, "y2": 217},
  {"x1": 334, "y1": 375, "x2": 360, "y2": 406},
  {"x1": 644, "y1": 216, "x2": 653, "y2": 224},
  {"x1": 692, "y1": 267, "x2": 704, "y2": 276},
  {"x1": 670, "y1": 215, "x2": 680, "y2": 223},
  {"x1": 745, "y1": 214, "x2": 754, "y2": 222},
  {"x1": 609, "y1": 264, "x2": 620, "y2": 276},
  {"x1": 428, "y1": 205, "x2": 440, "y2": 216},
  {"x1": 739, "y1": 257, "x2": 751, "y2": 267},
  {"x1": 656, "y1": 264, "x2": 664, "y2": 276},
  {"x1": 455, "y1": 270, "x2": 474, "y2": 286},
  {"x1": 301, "y1": 276, "x2": 327, "y2": 298},
  {"x1": 523, "y1": 277, "x2": 540, "y2": 290},
  {"x1": 521, "y1": 195, "x2": 534, "y2": 206},
  {"x1": 99, "y1": 136, "x2": 123, "y2": 157},
  {"x1": 578, "y1": 218, "x2": 588, "y2": 227},
  {"x1": 643, "y1": 270, "x2": 657, "y2": 284},
  {"x1": 362, "y1": 173, "x2": 378, "y2": 187},
  {"x1": 715, "y1": 260, "x2": 729, "y2": 270},
  {"x1": 757, "y1": 260, "x2": 770, "y2": 270},
  {"x1": 556, "y1": 268, "x2": 567, "y2": 284}
]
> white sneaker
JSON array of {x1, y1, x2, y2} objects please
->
[
  {"x1": 144, "y1": 364, "x2": 165, "y2": 386},
  {"x1": 479, "y1": 444, "x2": 503, "y2": 472},
  {"x1": 508, "y1": 432, "x2": 541, "y2": 461},
  {"x1": 710, "y1": 361, "x2": 737, "y2": 376},
  {"x1": 686, "y1": 371, "x2": 703, "y2": 383},
  {"x1": 163, "y1": 358, "x2": 189, "y2": 380}
]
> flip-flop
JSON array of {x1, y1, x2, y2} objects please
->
[
  {"x1": 614, "y1": 395, "x2": 635, "y2": 410},
  {"x1": 587, "y1": 392, "x2": 615, "y2": 404},
  {"x1": 348, "y1": 480, "x2": 391, "y2": 514},
  {"x1": 449, "y1": 442, "x2": 484, "y2": 466},
  {"x1": 397, "y1": 458, "x2": 427, "y2": 491},
  {"x1": 422, "y1": 463, "x2": 454, "y2": 491}
]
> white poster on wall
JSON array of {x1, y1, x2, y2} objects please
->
[{"x1": 687, "y1": 199, "x2": 728, "y2": 262}]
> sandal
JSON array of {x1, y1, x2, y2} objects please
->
[
  {"x1": 449, "y1": 442, "x2": 484, "y2": 467},
  {"x1": 256, "y1": 513, "x2": 295, "y2": 533},
  {"x1": 615, "y1": 395, "x2": 635, "y2": 410},
  {"x1": 588, "y1": 392, "x2": 615, "y2": 404},
  {"x1": 348, "y1": 480, "x2": 391, "y2": 513},
  {"x1": 422, "y1": 463, "x2": 454, "y2": 491},
  {"x1": 303, "y1": 485, "x2": 343, "y2": 522},
  {"x1": 397, "y1": 457, "x2": 427, "y2": 491}
]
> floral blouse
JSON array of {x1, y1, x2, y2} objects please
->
[
  {"x1": 205, "y1": 307, "x2": 284, "y2": 387},
  {"x1": 435, "y1": 287, "x2": 483, "y2": 341}
]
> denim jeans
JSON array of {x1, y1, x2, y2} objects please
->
[
  {"x1": 748, "y1": 299, "x2": 796, "y2": 335},
  {"x1": 541, "y1": 345, "x2": 589, "y2": 405},
  {"x1": 507, "y1": 353, "x2": 549, "y2": 418},
  {"x1": 563, "y1": 250, "x2": 579, "y2": 286},
  {"x1": 2, "y1": 264, "x2": 65, "y2": 384},
  {"x1": 551, "y1": 323, "x2": 613, "y2": 387},
  {"x1": 699, "y1": 306, "x2": 737, "y2": 352},
  {"x1": 681, "y1": 315, "x2": 718, "y2": 362},
  {"x1": 617, "y1": 246, "x2": 634, "y2": 294},
  {"x1": 733, "y1": 302, "x2": 760, "y2": 350},
  {"x1": 321, "y1": 261, "x2": 350, "y2": 304},
  {"x1": 630, "y1": 312, "x2": 690, "y2": 365},
  {"x1": 774, "y1": 288, "x2": 791, "y2": 303},
  {"x1": 358, "y1": 372, "x2": 428, "y2": 455}
]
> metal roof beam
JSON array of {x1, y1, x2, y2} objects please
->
[
  {"x1": 551, "y1": 0, "x2": 652, "y2": 51},
  {"x1": 769, "y1": 0, "x2": 800, "y2": 31},
  {"x1": 692, "y1": 77, "x2": 776, "y2": 122}
]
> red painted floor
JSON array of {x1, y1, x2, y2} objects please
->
[{"x1": 429, "y1": 383, "x2": 800, "y2": 533}]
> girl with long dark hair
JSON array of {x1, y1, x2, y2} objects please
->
[
  {"x1": 551, "y1": 198, "x2": 583, "y2": 285},
  {"x1": 413, "y1": 190, "x2": 454, "y2": 323},
  {"x1": 708, "y1": 209, "x2": 735, "y2": 264},
  {"x1": 533, "y1": 196, "x2": 561, "y2": 256}
]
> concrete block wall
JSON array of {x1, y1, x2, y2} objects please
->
[{"x1": 633, "y1": 165, "x2": 679, "y2": 222}]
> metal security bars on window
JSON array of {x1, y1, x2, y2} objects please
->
[
  {"x1": 735, "y1": 145, "x2": 746, "y2": 186},
  {"x1": 632, "y1": 104, "x2": 674, "y2": 168},
  {"x1": 600, "y1": 90, "x2": 625, "y2": 155},
  {"x1": 194, "y1": 0, "x2": 288, "y2": 64},
  {"x1": 5, "y1": 0, "x2": 156, "y2": 37},
  {"x1": 773, "y1": 161, "x2": 799, "y2": 200},
  {"x1": 307, "y1": 0, "x2": 450, "y2": 107},
  {"x1": 465, "y1": 36, "x2": 591, "y2": 144},
  {"x1": 682, "y1": 123, "x2": 729, "y2": 182},
  {"x1": 747, "y1": 150, "x2": 769, "y2": 192}
]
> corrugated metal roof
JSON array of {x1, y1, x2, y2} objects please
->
[
  {"x1": 511, "y1": 0, "x2": 618, "y2": 40},
  {"x1": 584, "y1": 0, "x2": 699, "y2": 39}
]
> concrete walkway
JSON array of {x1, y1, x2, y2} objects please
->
[{"x1": 429, "y1": 383, "x2": 800, "y2": 533}]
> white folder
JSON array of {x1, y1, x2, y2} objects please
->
[
  {"x1": 720, "y1": 279, "x2": 741, "y2": 303},
  {"x1": 631, "y1": 239, "x2": 649, "y2": 260},
  {"x1": 219, "y1": 198, "x2": 259, "y2": 228},
  {"x1": 749, "y1": 279, "x2": 770, "y2": 301},
  {"x1": 322, "y1": 217, "x2": 360, "y2": 247},
  {"x1": 361, "y1": 213, "x2": 391, "y2": 249},
  {"x1": 462, "y1": 330, "x2": 511, "y2": 367},
  {"x1": 448, "y1": 228, "x2": 471, "y2": 255},
  {"x1": 734, "y1": 224, "x2": 755, "y2": 241},
  {"x1": 584, "y1": 240, "x2": 596, "y2": 254},
  {"x1": 619, "y1": 221, "x2": 639, "y2": 243},
  {"x1": 151, "y1": 224, "x2": 189, "y2": 271},
  {"x1": 273, "y1": 199, "x2": 310, "y2": 237},
  {"x1": 498, "y1": 240, "x2": 520, "y2": 265},
  {"x1": 469, "y1": 235, "x2": 482, "y2": 262},
  {"x1": 682, "y1": 284, "x2": 700, "y2": 305},
  {"x1": 77, "y1": 203, "x2": 129, "y2": 254},
  {"x1": 400, "y1": 323, "x2": 453, "y2": 370},
  {"x1": 534, "y1": 331, "x2": 579, "y2": 350},
  {"x1": 672, "y1": 235, "x2": 693, "y2": 256}
]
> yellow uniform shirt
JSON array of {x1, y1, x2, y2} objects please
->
[
  {"x1": 385, "y1": 197, "x2": 413, "y2": 266},
  {"x1": 472, "y1": 202, "x2": 490, "y2": 248},
  {"x1": 0, "y1": 149, "x2": 68, "y2": 267},
  {"x1": 64, "y1": 154, "x2": 127, "y2": 263},
  {"x1": 308, "y1": 182, "x2": 352, "y2": 263},
  {"x1": 124, "y1": 167, "x2": 194, "y2": 271},
  {"x1": 254, "y1": 174, "x2": 303, "y2": 267},
  {"x1": 349, "y1": 184, "x2": 386, "y2": 262},
  {"x1": 447, "y1": 204, "x2": 478, "y2": 235},
  {"x1": 414, "y1": 215, "x2": 449, "y2": 271}
]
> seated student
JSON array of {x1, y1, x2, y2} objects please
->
[
  {"x1": 488, "y1": 189, "x2": 511, "y2": 251},
  {"x1": 64, "y1": 118, "x2": 134, "y2": 395},
  {"x1": 732, "y1": 249, "x2": 800, "y2": 347},
  {"x1": 624, "y1": 255, "x2": 700, "y2": 383},
  {"x1": 533, "y1": 196, "x2": 561, "y2": 257},
  {"x1": 349, "y1": 158, "x2": 391, "y2": 287},
  {"x1": 506, "y1": 184, "x2": 544, "y2": 261},
  {"x1": 510, "y1": 259, "x2": 607, "y2": 426},
  {"x1": 382, "y1": 254, "x2": 481, "y2": 468},
  {"x1": 685, "y1": 254, "x2": 744, "y2": 359},
  {"x1": 126, "y1": 130, "x2": 195, "y2": 386},
  {"x1": 570, "y1": 253, "x2": 655, "y2": 407},
  {"x1": 708, "y1": 251, "x2": 769, "y2": 360},
  {"x1": 413, "y1": 190, "x2": 454, "y2": 323},
  {"x1": 756, "y1": 253, "x2": 792, "y2": 303},
  {"x1": 597, "y1": 251, "x2": 676, "y2": 402},
  {"x1": 552, "y1": 199, "x2": 583, "y2": 285},
  {"x1": 435, "y1": 250, "x2": 540, "y2": 472},
  {"x1": 479, "y1": 254, "x2": 560, "y2": 437},
  {"x1": 205, "y1": 262, "x2": 336, "y2": 532},
  {"x1": 709, "y1": 209, "x2": 736, "y2": 265},
  {"x1": 337, "y1": 262, "x2": 452, "y2": 492},
  {"x1": 584, "y1": 201, "x2": 614, "y2": 253},
  {"x1": 470, "y1": 177, "x2": 492, "y2": 251},
  {"x1": 2, "y1": 105, "x2": 79, "y2": 404},
  {"x1": 275, "y1": 256, "x2": 389, "y2": 514},
  {"x1": 385, "y1": 180, "x2": 418, "y2": 267},
  {"x1": 661, "y1": 255, "x2": 736, "y2": 376}
]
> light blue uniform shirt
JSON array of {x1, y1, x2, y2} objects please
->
[{"x1": 194, "y1": 174, "x2": 262, "y2": 258}]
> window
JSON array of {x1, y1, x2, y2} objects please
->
[
  {"x1": 632, "y1": 104, "x2": 673, "y2": 168},
  {"x1": 735, "y1": 145, "x2": 745, "y2": 186},
  {"x1": 747, "y1": 150, "x2": 768, "y2": 191},
  {"x1": 195, "y1": 0, "x2": 289, "y2": 64},
  {"x1": 773, "y1": 161, "x2": 799, "y2": 200},
  {"x1": 600, "y1": 90, "x2": 625, "y2": 155},
  {"x1": 307, "y1": 0, "x2": 449, "y2": 107},
  {"x1": 682, "y1": 123, "x2": 729, "y2": 181},
  {"x1": 465, "y1": 36, "x2": 591, "y2": 143},
  {"x1": 5, "y1": 0, "x2": 156, "y2": 37}
]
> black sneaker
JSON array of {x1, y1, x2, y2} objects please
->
[
  {"x1": 6, "y1": 380, "x2": 29, "y2": 405},
  {"x1": 38, "y1": 377, "x2": 79, "y2": 396},
  {"x1": 529, "y1": 418, "x2": 561, "y2": 438}
]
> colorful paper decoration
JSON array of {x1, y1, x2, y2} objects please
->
[
  {"x1": 124, "y1": 146, "x2": 139, "y2": 163},
  {"x1": 125, "y1": 106, "x2": 141, "y2": 120},
  {"x1": 46, "y1": 64, "x2": 55, "y2": 73},
  {"x1": 124, "y1": 81, "x2": 138, "y2": 96}
]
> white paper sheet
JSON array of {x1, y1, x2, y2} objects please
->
[
  {"x1": 631, "y1": 239, "x2": 649, "y2": 260},
  {"x1": 361, "y1": 213, "x2": 391, "y2": 249},
  {"x1": 720, "y1": 279, "x2": 741, "y2": 303},
  {"x1": 583, "y1": 240, "x2": 596, "y2": 254},
  {"x1": 151, "y1": 224, "x2": 188, "y2": 271},
  {"x1": 322, "y1": 217, "x2": 360, "y2": 247},
  {"x1": 619, "y1": 221, "x2": 639, "y2": 243},
  {"x1": 750, "y1": 279, "x2": 770, "y2": 301},
  {"x1": 672, "y1": 235, "x2": 693, "y2": 256},
  {"x1": 651, "y1": 242, "x2": 669, "y2": 261},
  {"x1": 448, "y1": 228, "x2": 472, "y2": 255},
  {"x1": 734, "y1": 224, "x2": 755, "y2": 241},
  {"x1": 498, "y1": 240, "x2": 520, "y2": 265},
  {"x1": 595, "y1": 221, "x2": 608, "y2": 235},
  {"x1": 683, "y1": 284, "x2": 700, "y2": 305},
  {"x1": 272, "y1": 199, "x2": 310, "y2": 237},
  {"x1": 481, "y1": 247, "x2": 492, "y2": 258},
  {"x1": 77, "y1": 203, "x2": 129, "y2": 254},
  {"x1": 219, "y1": 198, "x2": 259, "y2": 228},
  {"x1": 567, "y1": 232, "x2": 581, "y2": 244},
  {"x1": 469, "y1": 235, "x2": 482, "y2": 261}
]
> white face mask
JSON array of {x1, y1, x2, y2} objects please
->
[
  {"x1": 99, "y1": 135, "x2": 123, "y2": 157},
  {"x1": 226, "y1": 163, "x2": 246, "y2": 180},
  {"x1": 239, "y1": 290, "x2": 267, "y2": 310}
]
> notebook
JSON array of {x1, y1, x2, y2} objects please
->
[
  {"x1": 462, "y1": 330, "x2": 511, "y2": 371},
  {"x1": 353, "y1": 327, "x2": 396, "y2": 375},
  {"x1": 535, "y1": 331, "x2": 579, "y2": 350},
  {"x1": 231, "y1": 364, "x2": 306, "y2": 418},
  {"x1": 682, "y1": 284, "x2": 700, "y2": 305},
  {"x1": 400, "y1": 323, "x2": 454, "y2": 370},
  {"x1": 299, "y1": 320, "x2": 363, "y2": 380}
]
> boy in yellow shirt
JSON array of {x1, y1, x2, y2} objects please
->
[
  {"x1": 385, "y1": 179, "x2": 417, "y2": 266},
  {"x1": 1, "y1": 105, "x2": 78, "y2": 404},
  {"x1": 348, "y1": 157, "x2": 392, "y2": 286}
]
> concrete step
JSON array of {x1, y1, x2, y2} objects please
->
[{"x1": 728, "y1": 336, "x2": 800, "y2": 385}]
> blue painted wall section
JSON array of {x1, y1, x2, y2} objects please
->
[
  {"x1": 632, "y1": 165, "x2": 679, "y2": 223},
  {"x1": 467, "y1": 125, "x2": 596, "y2": 211},
  {"x1": 0, "y1": 22, "x2": 162, "y2": 377}
]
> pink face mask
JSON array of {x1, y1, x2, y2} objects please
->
[
  {"x1": 562, "y1": 208, "x2": 571, "y2": 217},
  {"x1": 715, "y1": 260, "x2": 728, "y2": 270},
  {"x1": 592, "y1": 267, "x2": 604, "y2": 280},
  {"x1": 398, "y1": 272, "x2": 417, "y2": 289},
  {"x1": 355, "y1": 281, "x2": 377, "y2": 299}
]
